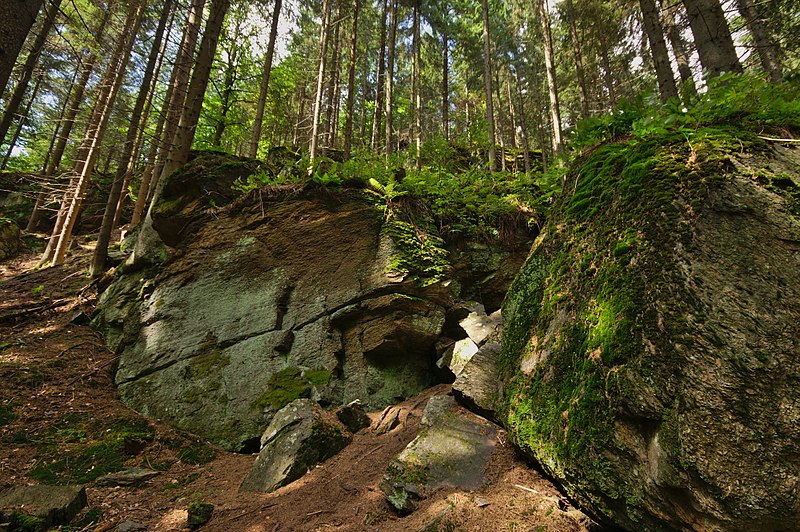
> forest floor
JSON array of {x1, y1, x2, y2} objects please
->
[{"x1": 0, "y1": 242, "x2": 597, "y2": 531}]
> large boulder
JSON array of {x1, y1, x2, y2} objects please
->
[
  {"x1": 500, "y1": 136, "x2": 800, "y2": 530},
  {"x1": 0, "y1": 485, "x2": 87, "y2": 528},
  {"x1": 239, "y1": 399, "x2": 351, "y2": 493}
]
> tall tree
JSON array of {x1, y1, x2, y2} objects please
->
[
  {"x1": 91, "y1": 0, "x2": 175, "y2": 276},
  {"x1": 384, "y1": 0, "x2": 397, "y2": 158},
  {"x1": 563, "y1": 0, "x2": 590, "y2": 118},
  {"x1": 343, "y1": 0, "x2": 360, "y2": 159},
  {"x1": 660, "y1": 0, "x2": 696, "y2": 92},
  {"x1": 47, "y1": 0, "x2": 147, "y2": 265},
  {"x1": 250, "y1": 0, "x2": 283, "y2": 157},
  {"x1": 0, "y1": 0, "x2": 61, "y2": 146},
  {"x1": 481, "y1": 0, "x2": 496, "y2": 170},
  {"x1": 158, "y1": 0, "x2": 231, "y2": 182},
  {"x1": 537, "y1": 0, "x2": 561, "y2": 153},
  {"x1": 371, "y1": 0, "x2": 388, "y2": 150},
  {"x1": 0, "y1": 0, "x2": 43, "y2": 95},
  {"x1": 735, "y1": 0, "x2": 782, "y2": 81},
  {"x1": 639, "y1": 0, "x2": 679, "y2": 101},
  {"x1": 682, "y1": 0, "x2": 742, "y2": 76},
  {"x1": 309, "y1": 0, "x2": 333, "y2": 165},
  {"x1": 412, "y1": 0, "x2": 421, "y2": 167}
]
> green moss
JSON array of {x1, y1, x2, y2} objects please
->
[
  {"x1": 7, "y1": 512, "x2": 45, "y2": 532},
  {"x1": 250, "y1": 366, "x2": 331, "y2": 411},
  {"x1": 177, "y1": 441, "x2": 216, "y2": 465},
  {"x1": 27, "y1": 417, "x2": 155, "y2": 485},
  {"x1": 189, "y1": 333, "x2": 229, "y2": 379},
  {"x1": 187, "y1": 500, "x2": 214, "y2": 528},
  {"x1": 0, "y1": 401, "x2": 15, "y2": 427}
]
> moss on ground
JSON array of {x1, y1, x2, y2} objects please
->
[{"x1": 27, "y1": 417, "x2": 155, "y2": 485}]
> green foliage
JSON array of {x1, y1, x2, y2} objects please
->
[
  {"x1": 250, "y1": 366, "x2": 332, "y2": 411},
  {"x1": 382, "y1": 220, "x2": 450, "y2": 286},
  {"x1": 7, "y1": 512, "x2": 45, "y2": 532}
]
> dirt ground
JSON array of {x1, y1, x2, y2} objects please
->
[{"x1": 1, "y1": 244, "x2": 598, "y2": 531}]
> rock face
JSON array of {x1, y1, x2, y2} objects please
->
[
  {"x1": 94, "y1": 153, "x2": 529, "y2": 451},
  {"x1": 452, "y1": 342, "x2": 501, "y2": 422},
  {"x1": 239, "y1": 399, "x2": 351, "y2": 493},
  {"x1": 381, "y1": 394, "x2": 497, "y2": 513},
  {"x1": 500, "y1": 138, "x2": 800, "y2": 530}
]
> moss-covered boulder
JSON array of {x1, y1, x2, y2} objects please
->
[{"x1": 500, "y1": 132, "x2": 800, "y2": 530}]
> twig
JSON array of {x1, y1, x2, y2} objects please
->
[
  {"x1": 513, "y1": 484, "x2": 540, "y2": 494},
  {"x1": 306, "y1": 510, "x2": 327, "y2": 517},
  {"x1": 757, "y1": 135, "x2": 800, "y2": 144}
]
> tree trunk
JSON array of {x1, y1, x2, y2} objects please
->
[
  {"x1": 600, "y1": 44, "x2": 617, "y2": 107},
  {"x1": 158, "y1": 0, "x2": 230, "y2": 183},
  {"x1": 343, "y1": 0, "x2": 360, "y2": 160},
  {"x1": 538, "y1": 0, "x2": 561, "y2": 153},
  {"x1": 564, "y1": 0, "x2": 589, "y2": 118},
  {"x1": 309, "y1": 0, "x2": 333, "y2": 165},
  {"x1": 513, "y1": 67, "x2": 531, "y2": 174},
  {"x1": 682, "y1": 0, "x2": 742, "y2": 77},
  {"x1": 735, "y1": 0, "x2": 782, "y2": 81},
  {"x1": 384, "y1": 0, "x2": 397, "y2": 158},
  {"x1": 91, "y1": 0, "x2": 173, "y2": 276},
  {"x1": 640, "y1": 0, "x2": 679, "y2": 101},
  {"x1": 660, "y1": 0, "x2": 696, "y2": 91},
  {"x1": 371, "y1": 0, "x2": 387, "y2": 151},
  {"x1": 441, "y1": 28, "x2": 449, "y2": 141},
  {"x1": 148, "y1": 0, "x2": 206, "y2": 197},
  {"x1": 0, "y1": 0, "x2": 43, "y2": 96},
  {"x1": 481, "y1": 0, "x2": 496, "y2": 171},
  {"x1": 1, "y1": 74, "x2": 42, "y2": 169},
  {"x1": 213, "y1": 42, "x2": 238, "y2": 148},
  {"x1": 413, "y1": 0, "x2": 421, "y2": 168},
  {"x1": 325, "y1": 7, "x2": 343, "y2": 148},
  {"x1": 250, "y1": 0, "x2": 283, "y2": 157},
  {"x1": 49, "y1": 0, "x2": 146, "y2": 266},
  {"x1": 0, "y1": 0, "x2": 61, "y2": 146}
]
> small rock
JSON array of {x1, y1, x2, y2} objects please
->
[
  {"x1": 240, "y1": 399, "x2": 351, "y2": 493},
  {"x1": 335, "y1": 400, "x2": 370, "y2": 433},
  {"x1": 0, "y1": 485, "x2": 87, "y2": 527},
  {"x1": 382, "y1": 395, "x2": 497, "y2": 514},
  {"x1": 116, "y1": 520, "x2": 148, "y2": 532},
  {"x1": 475, "y1": 496, "x2": 490, "y2": 508},
  {"x1": 187, "y1": 501, "x2": 213, "y2": 529},
  {"x1": 96, "y1": 468, "x2": 160, "y2": 487},
  {"x1": 452, "y1": 342, "x2": 502, "y2": 422},
  {"x1": 70, "y1": 311, "x2": 91, "y2": 325},
  {"x1": 458, "y1": 303, "x2": 503, "y2": 346}
]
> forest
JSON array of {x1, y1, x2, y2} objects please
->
[
  {"x1": 0, "y1": 0, "x2": 798, "y2": 275},
  {"x1": 2, "y1": 0, "x2": 800, "y2": 529}
]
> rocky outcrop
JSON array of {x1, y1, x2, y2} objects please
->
[
  {"x1": 500, "y1": 137, "x2": 800, "y2": 530},
  {"x1": 239, "y1": 399, "x2": 351, "y2": 493},
  {"x1": 381, "y1": 394, "x2": 498, "y2": 513},
  {"x1": 452, "y1": 342, "x2": 501, "y2": 422},
  {"x1": 94, "y1": 153, "x2": 530, "y2": 451}
]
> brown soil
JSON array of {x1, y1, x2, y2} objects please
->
[{"x1": 1, "y1": 245, "x2": 598, "y2": 531}]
